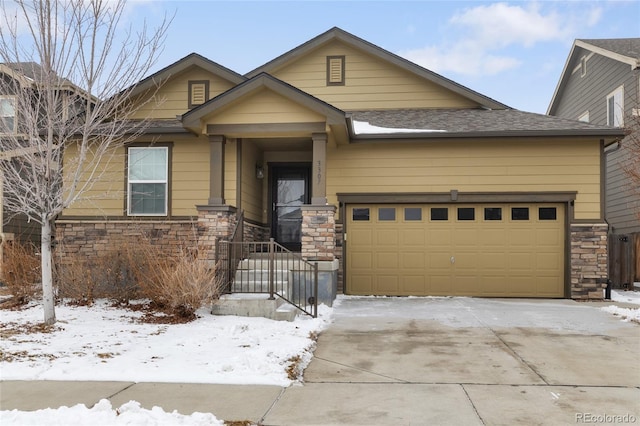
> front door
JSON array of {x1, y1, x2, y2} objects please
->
[{"x1": 271, "y1": 165, "x2": 310, "y2": 251}]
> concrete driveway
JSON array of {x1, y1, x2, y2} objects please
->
[{"x1": 265, "y1": 297, "x2": 640, "y2": 425}]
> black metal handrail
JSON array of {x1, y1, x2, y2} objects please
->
[{"x1": 217, "y1": 237, "x2": 318, "y2": 318}]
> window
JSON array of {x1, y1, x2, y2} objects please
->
[
  {"x1": 484, "y1": 207, "x2": 502, "y2": 221},
  {"x1": 188, "y1": 80, "x2": 210, "y2": 108},
  {"x1": 457, "y1": 207, "x2": 475, "y2": 221},
  {"x1": 578, "y1": 111, "x2": 589, "y2": 122},
  {"x1": 404, "y1": 207, "x2": 422, "y2": 221},
  {"x1": 326, "y1": 56, "x2": 345, "y2": 86},
  {"x1": 431, "y1": 207, "x2": 448, "y2": 221},
  {"x1": 607, "y1": 86, "x2": 624, "y2": 127},
  {"x1": 128, "y1": 147, "x2": 168, "y2": 216},
  {"x1": 379, "y1": 207, "x2": 396, "y2": 221},
  {"x1": 0, "y1": 96, "x2": 16, "y2": 134},
  {"x1": 511, "y1": 207, "x2": 529, "y2": 221},
  {"x1": 539, "y1": 207, "x2": 557, "y2": 220},
  {"x1": 352, "y1": 208, "x2": 370, "y2": 221}
]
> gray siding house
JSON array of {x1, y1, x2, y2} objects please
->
[{"x1": 548, "y1": 38, "x2": 640, "y2": 289}]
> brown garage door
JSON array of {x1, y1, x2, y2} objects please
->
[{"x1": 346, "y1": 203, "x2": 565, "y2": 297}]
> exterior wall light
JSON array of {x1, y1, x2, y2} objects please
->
[{"x1": 255, "y1": 163, "x2": 264, "y2": 179}]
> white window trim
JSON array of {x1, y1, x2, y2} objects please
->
[
  {"x1": 606, "y1": 85, "x2": 624, "y2": 127},
  {"x1": 0, "y1": 95, "x2": 17, "y2": 135},
  {"x1": 127, "y1": 146, "x2": 169, "y2": 216}
]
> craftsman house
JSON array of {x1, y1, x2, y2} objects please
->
[
  {"x1": 55, "y1": 27, "x2": 624, "y2": 305},
  {"x1": 548, "y1": 38, "x2": 640, "y2": 290}
]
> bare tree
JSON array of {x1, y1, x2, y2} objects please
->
[{"x1": 0, "y1": 0, "x2": 170, "y2": 324}]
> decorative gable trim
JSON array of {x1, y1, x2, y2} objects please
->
[{"x1": 575, "y1": 39, "x2": 640, "y2": 69}]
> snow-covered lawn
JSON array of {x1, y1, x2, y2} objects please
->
[
  {"x1": 0, "y1": 298, "x2": 332, "y2": 424},
  {"x1": 0, "y1": 299, "x2": 332, "y2": 385}
]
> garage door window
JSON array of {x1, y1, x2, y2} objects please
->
[
  {"x1": 539, "y1": 207, "x2": 557, "y2": 220},
  {"x1": 379, "y1": 207, "x2": 396, "y2": 221},
  {"x1": 512, "y1": 207, "x2": 529, "y2": 220},
  {"x1": 484, "y1": 207, "x2": 502, "y2": 221},
  {"x1": 457, "y1": 207, "x2": 475, "y2": 221},
  {"x1": 404, "y1": 207, "x2": 422, "y2": 221},
  {"x1": 353, "y1": 208, "x2": 370, "y2": 221},
  {"x1": 431, "y1": 207, "x2": 448, "y2": 221}
]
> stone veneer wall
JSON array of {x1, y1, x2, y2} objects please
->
[
  {"x1": 301, "y1": 206, "x2": 336, "y2": 261},
  {"x1": 55, "y1": 220, "x2": 198, "y2": 264},
  {"x1": 243, "y1": 221, "x2": 270, "y2": 243},
  {"x1": 570, "y1": 223, "x2": 608, "y2": 300},
  {"x1": 196, "y1": 207, "x2": 237, "y2": 264}
]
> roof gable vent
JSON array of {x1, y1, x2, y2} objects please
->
[
  {"x1": 327, "y1": 56, "x2": 345, "y2": 86},
  {"x1": 189, "y1": 80, "x2": 210, "y2": 108}
]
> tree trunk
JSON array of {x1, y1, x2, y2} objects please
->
[{"x1": 41, "y1": 220, "x2": 56, "y2": 325}]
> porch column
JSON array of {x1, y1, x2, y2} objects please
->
[
  {"x1": 208, "y1": 135, "x2": 225, "y2": 205},
  {"x1": 311, "y1": 132, "x2": 327, "y2": 205}
]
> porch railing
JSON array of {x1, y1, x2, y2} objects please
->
[{"x1": 215, "y1": 218, "x2": 318, "y2": 318}]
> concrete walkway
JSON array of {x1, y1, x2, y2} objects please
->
[{"x1": 2, "y1": 297, "x2": 639, "y2": 425}]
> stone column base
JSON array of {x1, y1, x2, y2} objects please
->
[
  {"x1": 570, "y1": 223, "x2": 608, "y2": 300},
  {"x1": 301, "y1": 205, "x2": 336, "y2": 261}
]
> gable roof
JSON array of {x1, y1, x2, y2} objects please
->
[
  {"x1": 126, "y1": 53, "x2": 246, "y2": 99},
  {"x1": 182, "y1": 72, "x2": 346, "y2": 133},
  {"x1": 246, "y1": 27, "x2": 508, "y2": 110},
  {"x1": 547, "y1": 38, "x2": 640, "y2": 115}
]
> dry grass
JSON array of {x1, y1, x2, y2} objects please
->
[
  {"x1": 56, "y1": 237, "x2": 223, "y2": 320},
  {"x1": 0, "y1": 242, "x2": 41, "y2": 305}
]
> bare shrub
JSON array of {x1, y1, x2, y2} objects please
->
[
  {"x1": 56, "y1": 242, "x2": 144, "y2": 304},
  {"x1": 56, "y1": 236, "x2": 222, "y2": 318},
  {"x1": 1, "y1": 242, "x2": 41, "y2": 305},
  {"x1": 135, "y1": 246, "x2": 223, "y2": 320}
]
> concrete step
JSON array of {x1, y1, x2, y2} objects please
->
[
  {"x1": 230, "y1": 281, "x2": 289, "y2": 294},
  {"x1": 211, "y1": 294, "x2": 299, "y2": 322}
]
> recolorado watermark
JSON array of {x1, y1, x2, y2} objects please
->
[{"x1": 576, "y1": 413, "x2": 637, "y2": 423}]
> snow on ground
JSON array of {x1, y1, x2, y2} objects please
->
[
  {"x1": 602, "y1": 290, "x2": 640, "y2": 323},
  {"x1": 611, "y1": 289, "x2": 640, "y2": 305},
  {"x1": 1, "y1": 400, "x2": 223, "y2": 426},
  {"x1": 0, "y1": 299, "x2": 333, "y2": 386}
]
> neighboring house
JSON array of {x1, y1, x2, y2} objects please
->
[
  {"x1": 0, "y1": 62, "x2": 44, "y2": 246},
  {"x1": 548, "y1": 38, "x2": 640, "y2": 289},
  {"x1": 56, "y1": 27, "x2": 624, "y2": 302}
]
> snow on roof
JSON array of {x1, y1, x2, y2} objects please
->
[{"x1": 352, "y1": 120, "x2": 446, "y2": 135}]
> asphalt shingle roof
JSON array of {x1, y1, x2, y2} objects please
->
[
  {"x1": 350, "y1": 109, "x2": 625, "y2": 137},
  {"x1": 578, "y1": 38, "x2": 640, "y2": 60}
]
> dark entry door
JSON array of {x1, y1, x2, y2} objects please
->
[{"x1": 271, "y1": 166, "x2": 310, "y2": 251}]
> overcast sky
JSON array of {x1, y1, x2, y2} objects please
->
[{"x1": 7, "y1": 0, "x2": 640, "y2": 114}]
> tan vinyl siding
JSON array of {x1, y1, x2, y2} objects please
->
[
  {"x1": 63, "y1": 135, "x2": 214, "y2": 217},
  {"x1": 62, "y1": 144, "x2": 127, "y2": 216},
  {"x1": 129, "y1": 69, "x2": 236, "y2": 119},
  {"x1": 210, "y1": 89, "x2": 326, "y2": 125},
  {"x1": 327, "y1": 138, "x2": 602, "y2": 220},
  {"x1": 241, "y1": 141, "x2": 264, "y2": 223},
  {"x1": 272, "y1": 41, "x2": 480, "y2": 110},
  {"x1": 171, "y1": 136, "x2": 209, "y2": 217}
]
